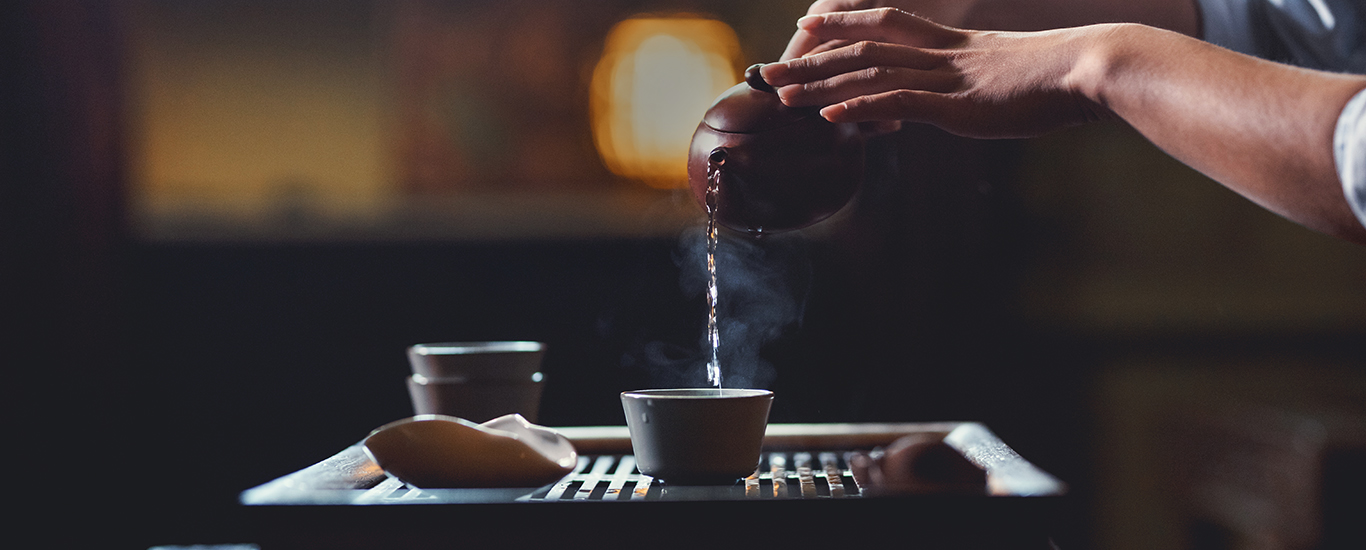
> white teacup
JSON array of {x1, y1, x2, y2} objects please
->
[{"x1": 620, "y1": 388, "x2": 773, "y2": 485}]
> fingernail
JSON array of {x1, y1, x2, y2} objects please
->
[
  {"x1": 820, "y1": 102, "x2": 847, "y2": 120},
  {"x1": 796, "y1": 14, "x2": 822, "y2": 30},
  {"x1": 758, "y1": 63, "x2": 787, "y2": 85}
]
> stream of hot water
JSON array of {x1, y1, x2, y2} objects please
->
[{"x1": 704, "y1": 149, "x2": 725, "y2": 389}]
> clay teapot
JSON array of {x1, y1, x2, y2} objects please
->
[{"x1": 687, "y1": 64, "x2": 865, "y2": 235}]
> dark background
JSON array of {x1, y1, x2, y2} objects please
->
[{"x1": 6, "y1": 1, "x2": 1364, "y2": 549}]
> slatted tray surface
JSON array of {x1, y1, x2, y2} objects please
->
[
  {"x1": 241, "y1": 423, "x2": 1067, "y2": 549},
  {"x1": 242, "y1": 422, "x2": 1064, "y2": 506},
  {"x1": 355, "y1": 451, "x2": 863, "y2": 505}
]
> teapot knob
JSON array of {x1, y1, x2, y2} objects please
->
[{"x1": 744, "y1": 64, "x2": 776, "y2": 94}]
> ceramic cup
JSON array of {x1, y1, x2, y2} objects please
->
[
  {"x1": 406, "y1": 342, "x2": 546, "y2": 423},
  {"x1": 620, "y1": 388, "x2": 773, "y2": 485}
]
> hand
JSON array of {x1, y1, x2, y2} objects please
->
[
  {"x1": 782, "y1": 4, "x2": 979, "y2": 137},
  {"x1": 848, "y1": 433, "x2": 987, "y2": 495},
  {"x1": 782, "y1": 2, "x2": 900, "y2": 136},
  {"x1": 782, "y1": 1, "x2": 978, "y2": 61},
  {"x1": 762, "y1": 9, "x2": 1111, "y2": 139}
]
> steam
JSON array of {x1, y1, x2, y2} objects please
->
[{"x1": 623, "y1": 225, "x2": 812, "y2": 389}]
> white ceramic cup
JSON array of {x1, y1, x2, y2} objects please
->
[
  {"x1": 620, "y1": 388, "x2": 773, "y2": 485},
  {"x1": 406, "y1": 342, "x2": 546, "y2": 423}
]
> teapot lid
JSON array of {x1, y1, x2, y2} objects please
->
[{"x1": 701, "y1": 64, "x2": 821, "y2": 134}]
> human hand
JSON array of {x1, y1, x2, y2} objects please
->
[
  {"x1": 848, "y1": 433, "x2": 987, "y2": 495},
  {"x1": 782, "y1": 1, "x2": 978, "y2": 61},
  {"x1": 762, "y1": 8, "x2": 1113, "y2": 140}
]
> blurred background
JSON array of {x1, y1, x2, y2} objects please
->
[{"x1": 5, "y1": 1, "x2": 1363, "y2": 548}]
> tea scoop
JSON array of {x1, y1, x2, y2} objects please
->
[{"x1": 362, "y1": 413, "x2": 577, "y2": 488}]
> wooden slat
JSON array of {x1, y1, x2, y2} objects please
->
[{"x1": 555, "y1": 422, "x2": 965, "y2": 454}]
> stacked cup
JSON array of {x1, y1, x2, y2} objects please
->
[{"x1": 405, "y1": 341, "x2": 547, "y2": 423}]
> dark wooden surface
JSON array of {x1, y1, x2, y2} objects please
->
[
  {"x1": 242, "y1": 422, "x2": 1064, "y2": 505},
  {"x1": 240, "y1": 423, "x2": 1066, "y2": 549}
]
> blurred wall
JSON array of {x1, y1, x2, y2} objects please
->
[{"x1": 2, "y1": 0, "x2": 135, "y2": 545}]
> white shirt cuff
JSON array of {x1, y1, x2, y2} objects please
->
[{"x1": 1334, "y1": 87, "x2": 1366, "y2": 230}]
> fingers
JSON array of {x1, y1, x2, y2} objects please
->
[
  {"x1": 765, "y1": 50, "x2": 960, "y2": 113},
  {"x1": 804, "y1": 38, "x2": 856, "y2": 57},
  {"x1": 781, "y1": 0, "x2": 876, "y2": 60},
  {"x1": 798, "y1": 8, "x2": 961, "y2": 49},
  {"x1": 763, "y1": 11, "x2": 965, "y2": 115},
  {"x1": 767, "y1": 7, "x2": 990, "y2": 136},
  {"x1": 826, "y1": 91, "x2": 988, "y2": 138},
  {"x1": 823, "y1": 89, "x2": 945, "y2": 124},
  {"x1": 801, "y1": 67, "x2": 959, "y2": 111},
  {"x1": 781, "y1": 29, "x2": 825, "y2": 61},
  {"x1": 774, "y1": 40, "x2": 943, "y2": 83}
]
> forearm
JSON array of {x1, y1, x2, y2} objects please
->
[{"x1": 1076, "y1": 24, "x2": 1366, "y2": 242}]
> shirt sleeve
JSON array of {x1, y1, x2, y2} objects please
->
[
  {"x1": 1334, "y1": 87, "x2": 1366, "y2": 230},
  {"x1": 1197, "y1": 0, "x2": 1260, "y2": 56},
  {"x1": 1196, "y1": 0, "x2": 1366, "y2": 72}
]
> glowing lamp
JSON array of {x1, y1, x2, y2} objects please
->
[{"x1": 590, "y1": 16, "x2": 741, "y2": 189}]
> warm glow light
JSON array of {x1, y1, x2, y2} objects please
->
[{"x1": 591, "y1": 16, "x2": 740, "y2": 189}]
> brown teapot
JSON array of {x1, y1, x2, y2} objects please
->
[{"x1": 687, "y1": 64, "x2": 865, "y2": 235}]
